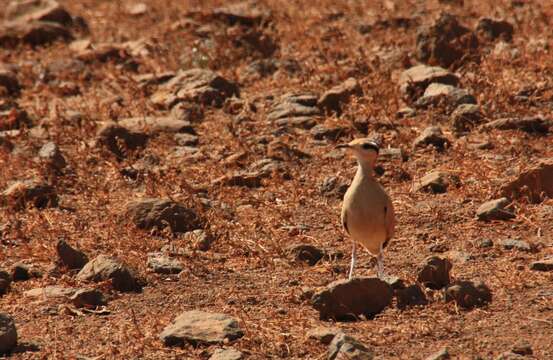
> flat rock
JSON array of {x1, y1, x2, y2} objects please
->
[
  {"x1": 500, "y1": 161, "x2": 553, "y2": 203},
  {"x1": 70, "y1": 288, "x2": 107, "y2": 308},
  {"x1": 414, "y1": 83, "x2": 476, "y2": 109},
  {"x1": 451, "y1": 104, "x2": 483, "y2": 134},
  {"x1": 413, "y1": 126, "x2": 450, "y2": 150},
  {"x1": 151, "y1": 68, "x2": 239, "y2": 109},
  {"x1": 307, "y1": 326, "x2": 341, "y2": 345},
  {"x1": 56, "y1": 239, "x2": 88, "y2": 270},
  {"x1": 96, "y1": 122, "x2": 148, "y2": 158},
  {"x1": 481, "y1": 116, "x2": 550, "y2": 134},
  {"x1": 399, "y1": 65, "x2": 459, "y2": 102},
  {"x1": 209, "y1": 348, "x2": 244, "y2": 360},
  {"x1": 328, "y1": 333, "x2": 373, "y2": 360},
  {"x1": 417, "y1": 256, "x2": 452, "y2": 289},
  {"x1": 160, "y1": 310, "x2": 244, "y2": 347},
  {"x1": 126, "y1": 198, "x2": 202, "y2": 233},
  {"x1": 425, "y1": 347, "x2": 450, "y2": 360},
  {"x1": 310, "y1": 124, "x2": 347, "y2": 141},
  {"x1": 287, "y1": 244, "x2": 325, "y2": 266},
  {"x1": 500, "y1": 239, "x2": 533, "y2": 252},
  {"x1": 268, "y1": 93, "x2": 321, "y2": 129},
  {"x1": 412, "y1": 171, "x2": 449, "y2": 193},
  {"x1": 318, "y1": 78, "x2": 363, "y2": 114},
  {"x1": 147, "y1": 253, "x2": 183, "y2": 274},
  {"x1": 118, "y1": 117, "x2": 194, "y2": 135},
  {"x1": 396, "y1": 284, "x2": 428, "y2": 309},
  {"x1": 477, "y1": 198, "x2": 515, "y2": 221},
  {"x1": 311, "y1": 277, "x2": 392, "y2": 321},
  {"x1": 529, "y1": 258, "x2": 553, "y2": 271},
  {"x1": 0, "y1": 313, "x2": 17, "y2": 355},
  {"x1": 0, "y1": 271, "x2": 10, "y2": 295},
  {"x1": 38, "y1": 141, "x2": 66, "y2": 171},
  {"x1": 445, "y1": 280, "x2": 492, "y2": 308},
  {"x1": 0, "y1": 178, "x2": 57, "y2": 210},
  {"x1": 76, "y1": 255, "x2": 141, "y2": 292},
  {"x1": 24, "y1": 286, "x2": 78, "y2": 298}
]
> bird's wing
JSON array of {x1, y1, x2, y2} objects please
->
[
  {"x1": 341, "y1": 206, "x2": 349, "y2": 235},
  {"x1": 384, "y1": 196, "x2": 395, "y2": 240}
]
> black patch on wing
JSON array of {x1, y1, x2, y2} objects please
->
[{"x1": 342, "y1": 211, "x2": 349, "y2": 235}]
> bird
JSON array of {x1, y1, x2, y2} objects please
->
[{"x1": 337, "y1": 138, "x2": 395, "y2": 280}]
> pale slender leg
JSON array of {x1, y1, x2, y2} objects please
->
[
  {"x1": 348, "y1": 241, "x2": 357, "y2": 280},
  {"x1": 376, "y1": 243, "x2": 384, "y2": 279}
]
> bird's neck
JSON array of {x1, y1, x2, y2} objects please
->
[{"x1": 356, "y1": 159, "x2": 375, "y2": 179}]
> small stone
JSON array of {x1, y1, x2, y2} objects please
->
[
  {"x1": 396, "y1": 284, "x2": 428, "y2": 309},
  {"x1": 320, "y1": 176, "x2": 349, "y2": 199},
  {"x1": 174, "y1": 133, "x2": 199, "y2": 146},
  {"x1": 311, "y1": 277, "x2": 392, "y2": 321},
  {"x1": 511, "y1": 341, "x2": 532, "y2": 355},
  {"x1": 425, "y1": 347, "x2": 450, "y2": 360},
  {"x1": 209, "y1": 348, "x2": 243, "y2": 360},
  {"x1": 160, "y1": 310, "x2": 244, "y2": 347},
  {"x1": 500, "y1": 239, "x2": 533, "y2": 252},
  {"x1": 445, "y1": 280, "x2": 492, "y2": 308},
  {"x1": 414, "y1": 83, "x2": 476, "y2": 109},
  {"x1": 310, "y1": 124, "x2": 346, "y2": 141},
  {"x1": 0, "y1": 178, "x2": 57, "y2": 210},
  {"x1": 118, "y1": 116, "x2": 194, "y2": 135},
  {"x1": 96, "y1": 122, "x2": 148, "y2": 158},
  {"x1": 417, "y1": 256, "x2": 452, "y2": 289},
  {"x1": 268, "y1": 92, "x2": 321, "y2": 129},
  {"x1": 477, "y1": 198, "x2": 515, "y2": 221},
  {"x1": 530, "y1": 258, "x2": 553, "y2": 271},
  {"x1": 413, "y1": 171, "x2": 449, "y2": 193},
  {"x1": 451, "y1": 104, "x2": 483, "y2": 134},
  {"x1": 476, "y1": 238, "x2": 493, "y2": 248},
  {"x1": 127, "y1": 3, "x2": 147, "y2": 16},
  {"x1": 476, "y1": 18, "x2": 514, "y2": 42},
  {"x1": 446, "y1": 251, "x2": 473, "y2": 264},
  {"x1": 318, "y1": 78, "x2": 363, "y2": 114},
  {"x1": 11, "y1": 263, "x2": 35, "y2": 281},
  {"x1": 76, "y1": 255, "x2": 141, "y2": 292},
  {"x1": 379, "y1": 148, "x2": 407, "y2": 162},
  {"x1": 495, "y1": 352, "x2": 525, "y2": 360},
  {"x1": 413, "y1": 126, "x2": 450, "y2": 150},
  {"x1": 0, "y1": 271, "x2": 10, "y2": 296},
  {"x1": 287, "y1": 244, "x2": 325, "y2": 266},
  {"x1": 147, "y1": 253, "x2": 183, "y2": 274},
  {"x1": 0, "y1": 313, "x2": 17, "y2": 355},
  {"x1": 399, "y1": 65, "x2": 459, "y2": 102},
  {"x1": 70, "y1": 288, "x2": 107, "y2": 308},
  {"x1": 328, "y1": 333, "x2": 373, "y2": 360},
  {"x1": 381, "y1": 275, "x2": 405, "y2": 290},
  {"x1": 306, "y1": 326, "x2": 341, "y2": 345},
  {"x1": 56, "y1": 239, "x2": 88, "y2": 270},
  {"x1": 396, "y1": 107, "x2": 416, "y2": 118},
  {"x1": 501, "y1": 161, "x2": 553, "y2": 204},
  {"x1": 126, "y1": 198, "x2": 202, "y2": 233},
  {"x1": 481, "y1": 116, "x2": 550, "y2": 134}
]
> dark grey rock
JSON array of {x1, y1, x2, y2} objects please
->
[
  {"x1": 500, "y1": 239, "x2": 533, "y2": 252},
  {"x1": 530, "y1": 258, "x2": 553, "y2": 271},
  {"x1": 76, "y1": 255, "x2": 141, "y2": 292},
  {"x1": 445, "y1": 280, "x2": 492, "y2": 308},
  {"x1": 0, "y1": 313, "x2": 17, "y2": 355},
  {"x1": 399, "y1": 65, "x2": 459, "y2": 102},
  {"x1": 0, "y1": 271, "x2": 10, "y2": 295},
  {"x1": 126, "y1": 198, "x2": 202, "y2": 233},
  {"x1": 414, "y1": 83, "x2": 476, "y2": 110},
  {"x1": 56, "y1": 239, "x2": 88, "y2": 270},
  {"x1": 417, "y1": 256, "x2": 452, "y2": 289},
  {"x1": 287, "y1": 244, "x2": 325, "y2": 266},
  {"x1": 396, "y1": 284, "x2": 428, "y2": 309}
]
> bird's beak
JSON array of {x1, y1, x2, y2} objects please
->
[{"x1": 336, "y1": 144, "x2": 350, "y2": 149}]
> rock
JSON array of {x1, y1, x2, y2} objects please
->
[
  {"x1": 118, "y1": 117, "x2": 194, "y2": 135},
  {"x1": 0, "y1": 313, "x2": 17, "y2": 355},
  {"x1": 212, "y1": 2, "x2": 270, "y2": 26},
  {"x1": 381, "y1": 275, "x2": 406, "y2": 290},
  {"x1": 414, "y1": 83, "x2": 476, "y2": 110},
  {"x1": 0, "y1": 271, "x2": 10, "y2": 296},
  {"x1": 397, "y1": 107, "x2": 416, "y2": 118},
  {"x1": 495, "y1": 351, "x2": 526, "y2": 360},
  {"x1": 0, "y1": 20, "x2": 73, "y2": 48},
  {"x1": 451, "y1": 104, "x2": 483, "y2": 134},
  {"x1": 500, "y1": 161, "x2": 553, "y2": 203},
  {"x1": 70, "y1": 288, "x2": 107, "y2": 308},
  {"x1": 446, "y1": 250, "x2": 474, "y2": 264},
  {"x1": 96, "y1": 122, "x2": 148, "y2": 158},
  {"x1": 328, "y1": 333, "x2": 373, "y2": 360},
  {"x1": 0, "y1": 65, "x2": 20, "y2": 95},
  {"x1": 38, "y1": 141, "x2": 66, "y2": 171},
  {"x1": 476, "y1": 198, "x2": 515, "y2": 221},
  {"x1": 475, "y1": 238, "x2": 493, "y2": 248},
  {"x1": 445, "y1": 280, "x2": 492, "y2": 308},
  {"x1": 5, "y1": 0, "x2": 73, "y2": 25},
  {"x1": 267, "y1": 140, "x2": 309, "y2": 161},
  {"x1": 268, "y1": 93, "x2": 321, "y2": 129},
  {"x1": 184, "y1": 229, "x2": 214, "y2": 251},
  {"x1": 24, "y1": 286, "x2": 78, "y2": 298},
  {"x1": 174, "y1": 133, "x2": 199, "y2": 146},
  {"x1": 500, "y1": 239, "x2": 533, "y2": 252},
  {"x1": 320, "y1": 176, "x2": 349, "y2": 199},
  {"x1": 209, "y1": 348, "x2": 244, "y2": 360},
  {"x1": 213, "y1": 171, "x2": 265, "y2": 188},
  {"x1": 481, "y1": 116, "x2": 550, "y2": 134},
  {"x1": 511, "y1": 341, "x2": 532, "y2": 355},
  {"x1": 425, "y1": 347, "x2": 450, "y2": 360},
  {"x1": 310, "y1": 124, "x2": 347, "y2": 141},
  {"x1": 287, "y1": 244, "x2": 325, "y2": 266},
  {"x1": 311, "y1": 277, "x2": 392, "y2": 321},
  {"x1": 151, "y1": 69, "x2": 239, "y2": 109},
  {"x1": 160, "y1": 310, "x2": 244, "y2": 347},
  {"x1": 413, "y1": 126, "x2": 450, "y2": 150},
  {"x1": 127, "y1": 3, "x2": 147, "y2": 16},
  {"x1": 379, "y1": 148, "x2": 408, "y2": 162},
  {"x1": 76, "y1": 255, "x2": 141, "y2": 292},
  {"x1": 0, "y1": 102, "x2": 31, "y2": 131},
  {"x1": 239, "y1": 58, "x2": 300, "y2": 82},
  {"x1": 399, "y1": 65, "x2": 459, "y2": 102},
  {"x1": 74, "y1": 42, "x2": 130, "y2": 63},
  {"x1": 415, "y1": 12, "x2": 477, "y2": 68},
  {"x1": 0, "y1": 178, "x2": 57, "y2": 210},
  {"x1": 318, "y1": 78, "x2": 363, "y2": 114},
  {"x1": 0, "y1": 137, "x2": 14, "y2": 153},
  {"x1": 476, "y1": 18, "x2": 514, "y2": 42},
  {"x1": 396, "y1": 284, "x2": 428, "y2": 309},
  {"x1": 413, "y1": 171, "x2": 449, "y2": 193},
  {"x1": 147, "y1": 253, "x2": 183, "y2": 274},
  {"x1": 11, "y1": 263, "x2": 39, "y2": 281},
  {"x1": 126, "y1": 198, "x2": 202, "y2": 233},
  {"x1": 417, "y1": 256, "x2": 452, "y2": 289},
  {"x1": 529, "y1": 258, "x2": 553, "y2": 271},
  {"x1": 307, "y1": 326, "x2": 341, "y2": 345},
  {"x1": 56, "y1": 239, "x2": 88, "y2": 270}
]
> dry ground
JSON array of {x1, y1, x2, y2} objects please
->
[{"x1": 1, "y1": 0, "x2": 553, "y2": 359}]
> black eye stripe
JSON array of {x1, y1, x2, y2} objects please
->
[{"x1": 361, "y1": 143, "x2": 379, "y2": 152}]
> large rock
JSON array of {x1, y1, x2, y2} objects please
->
[
  {"x1": 160, "y1": 310, "x2": 244, "y2": 347},
  {"x1": 480, "y1": 116, "x2": 550, "y2": 134},
  {"x1": 268, "y1": 92, "x2": 322, "y2": 129},
  {"x1": 126, "y1": 198, "x2": 202, "y2": 233},
  {"x1": 328, "y1": 333, "x2": 373, "y2": 360},
  {"x1": 417, "y1": 256, "x2": 452, "y2": 289},
  {"x1": 500, "y1": 161, "x2": 553, "y2": 203},
  {"x1": 56, "y1": 239, "x2": 88, "y2": 270},
  {"x1": 96, "y1": 122, "x2": 148, "y2": 158},
  {"x1": 118, "y1": 116, "x2": 194, "y2": 135},
  {"x1": 311, "y1": 277, "x2": 392, "y2": 321},
  {"x1": 413, "y1": 126, "x2": 450, "y2": 150},
  {"x1": 399, "y1": 65, "x2": 459, "y2": 102},
  {"x1": 1, "y1": 178, "x2": 57, "y2": 210},
  {"x1": 151, "y1": 69, "x2": 239, "y2": 109},
  {"x1": 476, "y1": 198, "x2": 515, "y2": 221},
  {"x1": 0, "y1": 313, "x2": 17, "y2": 355},
  {"x1": 76, "y1": 255, "x2": 141, "y2": 292},
  {"x1": 445, "y1": 280, "x2": 492, "y2": 308},
  {"x1": 415, "y1": 12, "x2": 477, "y2": 68},
  {"x1": 318, "y1": 78, "x2": 363, "y2": 114}
]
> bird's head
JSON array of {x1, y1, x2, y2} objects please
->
[{"x1": 336, "y1": 138, "x2": 380, "y2": 164}]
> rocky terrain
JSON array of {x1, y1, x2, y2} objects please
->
[{"x1": 1, "y1": 0, "x2": 553, "y2": 359}]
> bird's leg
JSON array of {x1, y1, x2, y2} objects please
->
[
  {"x1": 376, "y1": 243, "x2": 384, "y2": 279},
  {"x1": 348, "y1": 241, "x2": 357, "y2": 280}
]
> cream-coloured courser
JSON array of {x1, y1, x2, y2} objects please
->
[{"x1": 337, "y1": 138, "x2": 395, "y2": 279}]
